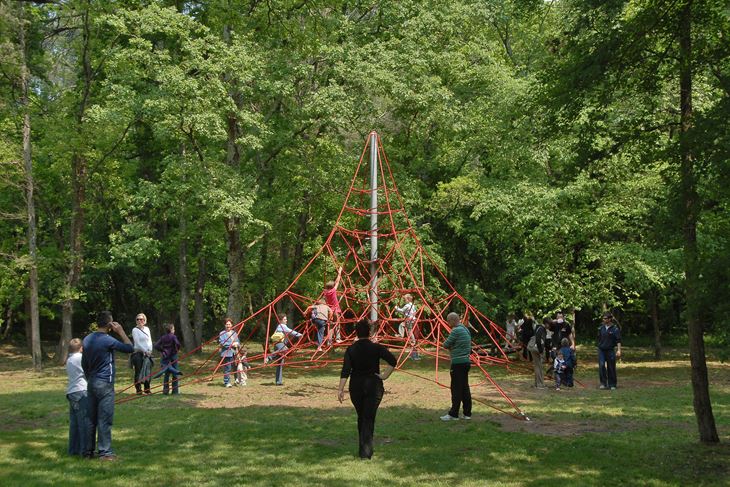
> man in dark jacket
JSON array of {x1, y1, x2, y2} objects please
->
[
  {"x1": 597, "y1": 312, "x2": 622, "y2": 390},
  {"x1": 532, "y1": 319, "x2": 548, "y2": 388}
]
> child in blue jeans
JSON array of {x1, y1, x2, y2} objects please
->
[
  {"x1": 265, "y1": 332, "x2": 288, "y2": 385},
  {"x1": 153, "y1": 323, "x2": 183, "y2": 394},
  {"x1": 66, "y1": 338, "x2": 89, "y2": 456},
  {"x1": 558, "y1": 338, "x2": 575, "y2": 387}
]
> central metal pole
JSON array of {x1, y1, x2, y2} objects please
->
[{"x1": 369, "y1": 131, "x2": 378, "y2": 324}]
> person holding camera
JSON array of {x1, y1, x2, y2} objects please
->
[{"x1": 81, "y1": 311, "x2": 134, "y2": 460}]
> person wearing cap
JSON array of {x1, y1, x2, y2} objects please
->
[
  {"x1": 338, "y1": 319, "x2": 397, "y2": 459},
  {"x1": 597, "y1": 312, "x2": 622, "y2": 390}
]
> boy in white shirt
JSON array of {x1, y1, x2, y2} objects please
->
[{"x1": 66, "y1": 338, "x2": 89, "y2": 456}]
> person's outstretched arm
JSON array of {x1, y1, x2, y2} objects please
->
[{"x1": 334, "y1": 266, "x2": 343, "y2": 290}]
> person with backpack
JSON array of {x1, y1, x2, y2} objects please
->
[{"x1": 307, "y1": 299, "x2": 332, "y2": 351}]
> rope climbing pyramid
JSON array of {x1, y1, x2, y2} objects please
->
[{"x1": 122, "y1": 131, "x2": 528, "y2": 420}]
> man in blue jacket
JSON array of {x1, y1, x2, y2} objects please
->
[
  {"x1": 82, "y1": 311, "x2": 134, "y2": 460},
  {"x1": 597, "y1": 312, "x2": 622, "y2": 390}
]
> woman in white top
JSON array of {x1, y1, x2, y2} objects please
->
[{"x1": 131, "y1": 313, "x2": 153, "y2": 394}]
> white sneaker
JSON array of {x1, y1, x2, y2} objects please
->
[
  {"x1": 599, "y1": 384, "x2": 607, "y2": 390},
  {"x1": 610, "y1": 386, "x2": 616, "y2": 390},
  {"x1": 440, "y1": 414, "x2": 459, "y2": 421},
  {"x1": 225, "y1": 383, "x2": 232, "y2": 388},
  {"x1": 461, "y1": 415, "x2": 471, "y2": 420}
]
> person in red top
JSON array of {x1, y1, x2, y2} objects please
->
[{"x1": 323, "y1": 266, "x2": 344, "y2": 344}]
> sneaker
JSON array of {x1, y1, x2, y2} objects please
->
[
  {"x1": 234, "y1": 379, "x2": 241, "y2": 386},
  {"x1": 99, "y1": 455, "x2": 117, "y2": 462},
  {"x1": 241, "y1": 381, "x2": 247, "y2": 386},
  {"x1": 440, "y1": 414, "x2": 459, "y2": 421},
  {"x1": 461, "y1": 415, "x2": 471, "y2": 420},
  {"x1": 599, "y1": 384, "x2": 607, "y2": 390},
  {"x1": 225, "y1": 383, "x2": 232, "y2": 388},
  {"x1": 556, "y1": 387, "x2": 561, "y2": 391},
  {"x1": 610, "y1": 386, "x2": 616, "y2": 390}
]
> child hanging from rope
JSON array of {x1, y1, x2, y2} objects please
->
[
  {"x1": 395, "y1": 293, "x2": 420, "y2": 360},
  {"x1": 323, "y1": 266, "x2": 344, "y2": 344}
]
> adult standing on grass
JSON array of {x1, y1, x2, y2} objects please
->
[
  {"x1": 82, "y1": 311, "x2": 134, "y2": 461},
  {"x1": 440, "y1": 312, "x2": 472, "y2": 421},
  {"x1": 130, "y1": 313, "x2": 153, "y2": 395},
  {"x1": 597, "y1": 312, "x2": 622, "y2": 390},
  {"x1": 219, "y1": 318, "x2": 240, "y2": 388},
  {"x1": 338, "y1": 319, "x2": 397, "y2": 459},
  {"x1": 531, "y1": 318, "x2": 548, "y2": 388}
]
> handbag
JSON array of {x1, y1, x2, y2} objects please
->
[{"x1": 527, "y1": 336, "x2": 539, "y2": 353}]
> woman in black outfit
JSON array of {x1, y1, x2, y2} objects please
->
[{"x1": 338, "y1": 320, "x2": 397, "y2": 459}]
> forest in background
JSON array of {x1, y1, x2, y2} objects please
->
[{"x1": 0, "y1": 0, "x2": 727, "y2": 399}]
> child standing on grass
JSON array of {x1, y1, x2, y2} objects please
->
[
  {"x1": 558, "y1": 338, "x2": 576, "y2": 387},
  {"x1": 554, "y1": 351, "x2": 567, "y2": 390},
  {"x1": 153, "y1": 323, "x2": 183, "y2": 395},
  {"x1": 235, "y1": 347, "x2": 250, "y2": 386},
  {"x1": 66, "y1": 338, "x2": 88, "y2": 456}
]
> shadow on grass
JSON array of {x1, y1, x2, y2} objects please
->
[{"x1": 0, "y1": 388, "x2": 728, "y2": 487}]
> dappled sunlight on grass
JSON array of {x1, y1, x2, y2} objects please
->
[{"x1": 0, "y1": 344, "x2": 728, "y2": 486}]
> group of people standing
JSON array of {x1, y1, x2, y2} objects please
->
[
  {"x1": 66, "y1": 312, "x2": 189, "y2": 460},
  {"x1": 507, "y1": 310, "x2": 622, "y2": 390}
]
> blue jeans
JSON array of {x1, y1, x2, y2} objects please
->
[
  {"x1": 161, "y1": 354, "x2": 181, "y2": 394},
  {"x1": 275, "y1": 360, "x2": 284, "y2": 385},
  {"x1": 67, "y1": 391, "x2": 88, "y2": 456},
  {"x1": 86, "y1": 380, "x2": 115, "y2": 457},
  {"x1": 222, "y1": 355, "x2": 234, "y2": 385},
  {"x1": 312, "y1": 318, "x2": 327, "y2": 345},
  {"x1": 598, "y1": 348, "x2": 617, "y2": 388}
]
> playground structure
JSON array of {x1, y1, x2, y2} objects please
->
[{"x1": 121, "y1": 132, "x2": 529, "y2": 420}]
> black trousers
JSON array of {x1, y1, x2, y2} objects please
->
[
  {"x1": 130, "y1": 352, "x2": 151, "y2": 393},
  {"x1": 349, "y1": 375, "x2": 384, "y2": 459},
  {"x1": 449, "y1": 363, "x2": 472, "y2": 418}
]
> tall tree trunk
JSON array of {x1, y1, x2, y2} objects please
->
[
  {"x1": 18, "y1": 3, "x2": 41, "y2": 370},
  {"x1": 678, "y1": 0, "x2": 719, "y2": 444},
  {"x1": 57, "y1": 3, "x2": 93, "y2": 363},
  {"x1": 193, "y1": 253, "x2": 206, "y2": 350},
  {"x1": 650, "y1": 290, "x2": 662, "y2": 360},
  {"x1": 225, "y1": 220, "x2": 245, "y2": 323},
  {"x1": 223, "y1": 20, "x2": 246, "y2": 324},
  {"x1": 177, "y1": 215, "x2": 195, "y2": 352}
]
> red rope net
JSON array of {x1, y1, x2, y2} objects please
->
[{"x1": 118, "y1": 132, "x2": 531, "y2": 420}]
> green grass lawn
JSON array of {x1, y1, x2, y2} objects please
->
[{"x1": 0, "y1": 344, "x2": 728, "y2": 486}]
